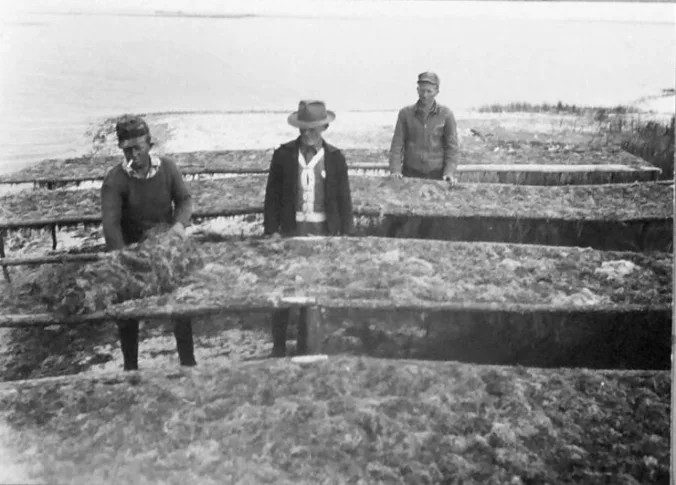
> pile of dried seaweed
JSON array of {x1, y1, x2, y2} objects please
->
[{"x1": 27, "y1": 227, "x2": 203, "y2": 316}]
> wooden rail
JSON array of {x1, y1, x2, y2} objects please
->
[
  {"x1": 1, "y1": 300, "x2": 670, "y2": 367},
  {"x1": 0, "y1": 163, "x2": 660, "y2": 187},
  {"x1": 0, "y1": 298, "x2": 668, "y2": 327}
]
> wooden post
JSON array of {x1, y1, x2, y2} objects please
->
[
  {"x1": 297, "y1": 305, "x2": 323, "y2": 355},
  {"x1": 0, "y1": 230, "x2": 10, "y2": 283},
  {"x1": 51, "y1": 224, "x2": 58, "y2": 250}
]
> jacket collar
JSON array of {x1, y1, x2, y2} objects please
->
[{"x1": 415, "y1": 99, "x2": 439, "y2": 115}]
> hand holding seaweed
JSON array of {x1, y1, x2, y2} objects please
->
[{"x1": 31, "y1": 228, "x2": 203, "y2": 317}]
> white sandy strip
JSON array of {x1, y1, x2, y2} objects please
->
[{"x1": 83, "y1": 108, "x2": 673, "y2": 158}]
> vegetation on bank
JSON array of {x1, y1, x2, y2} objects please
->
[
  {"x1": 476, "y1": 101, "x2": 641, "y2": 116},
  {"x1": 475, "y1": 102, "x2": 674, "y2": 179},
  {"x1": 622, "y1": 116, "x2": 675, "y2": 179}
]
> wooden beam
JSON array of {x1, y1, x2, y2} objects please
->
[
  {"x1": 0, "y1": 301, "x2": 669, "y2": 328},
  {"x1": 0, "y1": 253, "x2": 102, "y2": 267}
]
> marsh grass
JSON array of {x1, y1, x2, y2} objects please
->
[
  {"x1": 477, "y1": 102, "x2": 674, "y2": 178},
  {"x1": 621, "y1": 116, "x2": 675, "y2": 179}
]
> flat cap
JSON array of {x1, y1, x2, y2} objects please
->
[
  {"x1": 115, "y1": 114, "x2": 150, "y2": 147},
  {"x1": 417, "y1": 71, "x2": 440, "y2": 86}
]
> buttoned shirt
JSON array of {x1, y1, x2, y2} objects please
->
[
  {"x1": 389, "y1": 100, "x2": 459, "y2": 178},
  {"x1": 296, "y1": 141, "x2": 327, "y2": 228}
]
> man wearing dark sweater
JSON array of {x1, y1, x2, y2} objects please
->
[{"x1": 101, "y1": 114, "x2": 196, "y2": 370}]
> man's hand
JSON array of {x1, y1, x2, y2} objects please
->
[
  {"x1": 390, "y1": 172, "x2": 403, "y2": 179},
  {"x1": 170, "y1": 222, "x2": 187, "y2": 239}
]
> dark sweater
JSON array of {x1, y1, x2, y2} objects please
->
[{"x1": 101, "y1": 157, "x2": 192, "y2": 250}]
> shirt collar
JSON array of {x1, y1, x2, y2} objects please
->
[{"x1": 122, "y1": 154, "x2": 161, "y2": 179}]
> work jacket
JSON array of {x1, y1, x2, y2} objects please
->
[{"x1": 389, "y1": 101, "x2": 459, "y2": 178}]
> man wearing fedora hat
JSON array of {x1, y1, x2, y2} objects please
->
[
  {"x1": 101, "y1": 114, "x2": 196, "y2": 370},
  {"x1": 264, "y1": 100, "x2": 354, "y2": 356},
  {"x1": 389, "y1": 71, "x2": 459, "y2": 184}
]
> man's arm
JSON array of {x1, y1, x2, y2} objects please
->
[
  {"x1": 442, "y1": 110, "x2": 460, "y2": 182},
  {"x1": 263, "y1": 149, "x2": 283, "y2": 235},
  {"x1": 166, "y1": 158, "x2": 193, "y2": 229},
  {"x1": 388, "y1": 109, "x2": 406, "y2": 176},
  {"x1": 101, "y1": 174, "x2": 126, "y2": 251},
  {"x1": 335, "y1": 151, "x2": 355, "y2": 235}
]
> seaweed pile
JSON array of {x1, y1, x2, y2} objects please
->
[
  {"x1": 0, "y1": 356, "x2": 669, "y2": 483},
  {"x1": 109, "y1": 237, "x2": 672, "y2": 313},
  {"x1": 26, "y1": 227, "x2": 203, "y2": 316},
  {"x1": 2, "y1": 177, "x2": 672, "y2": 225}
]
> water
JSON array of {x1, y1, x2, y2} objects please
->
[{"x1": 0, "y1": 1, "x2": 674, "y2": 172}]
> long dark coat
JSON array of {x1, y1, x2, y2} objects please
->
[{"x1": 263, "y1": 138, "x2": 354, "y2": 236}]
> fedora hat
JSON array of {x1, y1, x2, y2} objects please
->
[{"x1": 287, "y1": 100, "x2": 335, "y2": 128}]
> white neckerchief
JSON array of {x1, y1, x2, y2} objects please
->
[{"x1": 298, "y1": 147, "x2": 324, "y2": 213}]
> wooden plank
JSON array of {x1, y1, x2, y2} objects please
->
[
  {"x1": 1, "y1": 301, "x2": 670, "y2": 328},
  {"x1": 0, "y1": 253, "x2": 102, "y2": 267},
  {"x1": 0, "y1": 163, "x2": 660, "y2": 187}
]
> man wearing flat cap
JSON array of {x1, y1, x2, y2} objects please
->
[
  {"x1": 101, "y1": 114, "x2": 196, "y2": 370},
  {"x1": 264, "y1": 100, "x2": 354, "y2": 356},
  {"x1": 389, "y1": 71, "x2": 459, "y2": 184}
]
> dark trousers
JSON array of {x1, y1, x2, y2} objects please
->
[
  {"x1": 271, "y1": 307, "x2": 309, "y2": 357},
  {"x1": 117, "y1": 318, "x2": 196, "y2": 370},
  {"x1": 402, "y1": 165, "x2": 443, "y2": 180}
]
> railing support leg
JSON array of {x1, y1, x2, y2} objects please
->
[
  {"x1": 51, "y1": 224, "x2": 57, "y2": 250},
  {"x1": 0, "y1": 230, "x2": 10, "y2": 283},
  {"x1": 297, "y1": 305, "x2": 323, "y2": 355}
]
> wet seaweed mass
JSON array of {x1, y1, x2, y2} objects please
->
[
  {"x1": 0, "y1": 356, "x2": 669, "y2": 484},
  {"x1": 0, "y1": 177, "x2": 672, "y2": 225}
]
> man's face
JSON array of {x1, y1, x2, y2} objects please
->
[
  {"x1": 121, "y1": 137, "x2": 151, "y2": 172},
  {"x1": 299, "y1": 125, "x2": 327, "y2": 146},
  {"x1": 417, "y1": 82, "x2": 439, "y2": 105}
]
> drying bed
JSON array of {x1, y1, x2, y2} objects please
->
[
  {"x1": 0, "y1": 144, "x2": 654, "y2": 186},
  {"x1": 1, "y1": 176, "x2": 671, "y2": 224},
  {"x1": 1, "y1": 176, "x2": 671, "y2": 251},
  {"x1": 0, "y1": 356, "x2": 668, "y2": 483},
  {"x1": 1, "y1": 237, "x2": 670, "y2": 368}
]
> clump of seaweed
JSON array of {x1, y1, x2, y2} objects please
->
[{"x1": 30, "y1": 226, "x2": 204, "y2": 316}]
